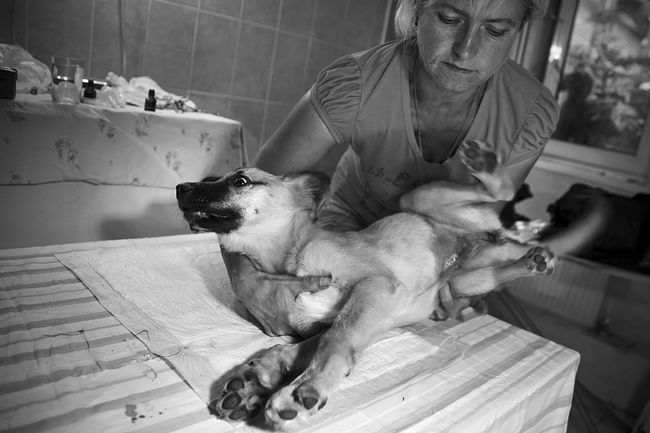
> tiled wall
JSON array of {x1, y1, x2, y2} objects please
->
[{"x1": 2, "y1": 0, "x2": 390, "y2": 157}]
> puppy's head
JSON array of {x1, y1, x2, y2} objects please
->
[{"x1": 176, "y1": 167, "x2": 329, "y2": 235}]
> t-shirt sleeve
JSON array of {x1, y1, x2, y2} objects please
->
[
  {"x1": 506, "y1": 85, "x2": 560, "y2": 166},
  {"x1": 501, "y1": 86, "x2": 559, "y2": 189},
  {"x1": 310, "y1": 55, "x2": 362, "y2": 145}
]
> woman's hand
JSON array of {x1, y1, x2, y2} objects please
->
[
  {"x1": 221, "y1": 249, "x2": 332, "y2": 337},
  {"x1": 431, "y1": 283, "x2": 475, "y2": 320}
]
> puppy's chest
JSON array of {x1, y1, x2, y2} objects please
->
[{"x1": 287, "y1": 239, "x2": 364, "y2": 280}]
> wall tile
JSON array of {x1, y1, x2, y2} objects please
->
[
  {"x1": 261, "y1": 102, "x2": 292, "y2": 144},
  {"x1": 231, "y1": 22, "x2": 274, "y2": 99},
  {"x1": 242, "y1": 0, "x2": 280, "y2": 27},
  {"x1": 191, "y1": 12, "x2": 237, "y2": 93},
  {"x1": 18, "y1": 0, "x2": 389, "y2": 152},
  {"x1": 122, "y1": 0, "x2": 149, "y2": 77},
  {"x1": 229, "y1": 97, "x2": 265, "y2": 154},
  {"x1": 229, "y1": 98, "x2": 264, "y2": 137},
  {"x1": 164, "y1": 85, "x2": 188, "y2": 97},
  {"x1": 27, "y1": 0, "x2": 93, "y2": 64},
  {"x1": 145, "y1": 1, "x2": 196, "y2": 90},
  {"x1": 12, "y1": 0, "x2": 27, "y2": 47},
  {"x1": 279, "y1": 0, "x2": 316, "y2": 36},
  {"x1": 269, "y1": 33, "x2": 308, "y2": 104},
  {"x1": 345, "y1": 0, "x2": 388, "y2": 51},
  {"x1": 0, "y1": 1, "x2": 13, "y2": 43},
  {"x1": 164, "y1": 0, "x2": 198, "y2": 7},
  {"x1": 304, "y1": 40, "x2": 349, "y2": 89},
  {"x1": 313, "y1": 0, "x2": 348, "y2": 44},
  {"x1": 91, "y1": 0, "x2": 120, "y2": 77},
  {"x1": 92, "y1": 0, "x2": 148, "y2": 78},
  {"x1": 200, "y1": 0, "x2": 241, "y2": 17}
]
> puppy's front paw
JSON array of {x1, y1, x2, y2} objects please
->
[
  {"x1": 459, "y1": 139, "x2": 499, "y2": 174},
  {"x1": 524, "y1": 246, "x2": 557, "y2": 275},
  {"x1": 211, "y1": 362, "x2": 271, "y2": 421},
  {"x1": 211, "y1": 346, "x2": 293, "y2": 422}
]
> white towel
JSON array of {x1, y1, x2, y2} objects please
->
[{"x1": 57, "y1": 233, "x2": 465, "y2": 432}]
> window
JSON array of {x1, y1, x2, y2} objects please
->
[{"x1": 524, "y1": 0, "x2": 650, "y2": 194}]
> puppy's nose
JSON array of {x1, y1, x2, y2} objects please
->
[{"x1": 176, "y1": 183, "x2": 193, "y2": 198}]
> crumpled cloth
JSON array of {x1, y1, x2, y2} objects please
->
[
  {"x1": 106, "y1": 72, "x2": 198, "y2": 112},
  {"x1": 0, "y1": 44, "x2": 51, "y2": 93}
]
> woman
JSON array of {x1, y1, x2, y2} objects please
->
[{"x1": 223, "y1": 0, "x2": 558, "y2": 336}]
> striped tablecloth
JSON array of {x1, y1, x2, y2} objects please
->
[{"x1": 0, "y1": 235, "x2": 580, "y2": 433}]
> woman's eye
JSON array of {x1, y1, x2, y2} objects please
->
[
  {"x1": 438, "y1": 13, "x2": 461, "y2": 24},
  {"x1": 233, "y1": 176, "x2": 249, "y2": 187},
  {"x1": 486, "y1": 26, "x2": 508, "y2": 37}
]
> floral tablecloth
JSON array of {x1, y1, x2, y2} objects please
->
[
  {"x1": 0, "y1": 94, "x2": 245, "y2": 187},
  {"x1": 0, "y1": 93, "x2": 245, "y2": 249}
]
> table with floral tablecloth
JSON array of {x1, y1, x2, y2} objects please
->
[{"x1": 0, "y1": 94, "x2": 245, "y2": 248}]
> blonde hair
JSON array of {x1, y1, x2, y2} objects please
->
[{"x1": 394, "y1": 0, "x2": 550, "y2": 39}]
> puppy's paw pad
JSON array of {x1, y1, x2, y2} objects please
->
[
  {"x1": 525, "y1": 247, "x2": 557, "y2": 275},
  {"x1": 211, "y1": 369, "x2": 268, "y2": 421},
  {"x1": 265, "y1": 382, "x2": 327, "y2": 430},
  {"x1": 293, "y1": 384, "x2": 326, "y2": 411},
  {"x1": 278, "y1": 409, "x2": 298, "y2": 420},
  {"x1": 460, "y1": 140, "x2": 498, "y2": 174}
]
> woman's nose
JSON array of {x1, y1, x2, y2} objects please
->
[{"x1": 452, "y1": 26, "x2": 480, "y2": 60}]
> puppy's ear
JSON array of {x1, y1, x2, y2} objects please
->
[
  {"x1": 285, "y1": 171, "x2": 331, "y2": 205},
  {"x1": 302, "y1": 171, "x2": 330, "y2": 204},
  {"x1": 303, "y1": 171, "x2": 330, "y2": 204}
]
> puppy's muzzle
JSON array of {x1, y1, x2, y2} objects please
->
[{"x1": 176, "y1": 181, "x2": 241, "y2": 234}]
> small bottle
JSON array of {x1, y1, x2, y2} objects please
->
[
  {"x1": 144, "y1": 89, "x2": 156, "y2": 112},
  {"x1": 83, "y1": 79, "x2": 96, "y2": 99}
]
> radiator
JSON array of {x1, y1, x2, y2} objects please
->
[{"x1": 507, "y1": 256, "x2": 608, "y2": 328}]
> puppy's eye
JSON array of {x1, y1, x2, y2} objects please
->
[{"x1": 233, "y1": 175, "x2": 250, "y2": 187}]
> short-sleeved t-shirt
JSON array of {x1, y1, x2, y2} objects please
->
[{"x1": 311, "y1": 39, "x2": 559, "y2": 231}]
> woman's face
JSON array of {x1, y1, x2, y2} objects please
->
[{"x1": 416, "y1": 0, "x2": 526, "y2": 93}]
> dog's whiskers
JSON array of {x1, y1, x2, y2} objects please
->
[{"x1": 165, "y1": 202, "x2": 187, "y2": 221}]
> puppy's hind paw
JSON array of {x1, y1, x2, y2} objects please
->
[
  {"x1": 524, "y1": 246, "x2": 557, "y2": 275},
  {"x1": 210, "y1": 366, "x2": 268, "y2": 422},
  {"x1": 210, "y1": 352, "x2": 290, "y2": 422},
  {"x1": 459, "y1": 139, "x2": 499, "y2": 174}
]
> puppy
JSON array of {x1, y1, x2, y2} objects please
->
[{"x1": 176, "y1": 140, "x2": 557, "y2": 430}]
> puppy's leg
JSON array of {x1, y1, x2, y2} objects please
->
[
  {"x1": 461, "y1": 240, "x2": 532, "y2": 269},
  {"x1": 450, "y1": 246, "x2": 558, "y2": 298},
  {"x1": 400, "y1": 140, "x2": 514, "y2": 233},
  {"x1": 264, "y1": 276, "x2": 412, "y2": 430},
  {"x1": 212, "y1": 337, "x2": 319, "y2": 422}
]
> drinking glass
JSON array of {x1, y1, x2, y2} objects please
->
[{"x1": 51, "y1": 56, "x2": 85, "y2": 104}]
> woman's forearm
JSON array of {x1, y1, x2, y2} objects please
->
[{"x1": 220, "y1": 247, "x2": 331, "y2": 337}]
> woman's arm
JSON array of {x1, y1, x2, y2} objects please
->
[
  {"x1": 223, "y1": 91, "x2": 340, "y2": 337},
  {"x1": 221, "y1": 250, "x2": 333, "y2": 337},
  {"x1": 253, "y1": 91, "x2": 338, "y2": 174}
]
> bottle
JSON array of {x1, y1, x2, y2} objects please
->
[
  {"x1": 144, "y1": 89, "x2": 156, "y2": 112},
  {"x1": 83, "y1": 79, "x2": 96, "y2": 99},
  {"x1": 0, "y1": 66, "x2": 17, "y2": 99}
]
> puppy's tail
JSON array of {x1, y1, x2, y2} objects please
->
[{"x1": 539, "y1": 193, "x2": 611, "y2": 257}]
